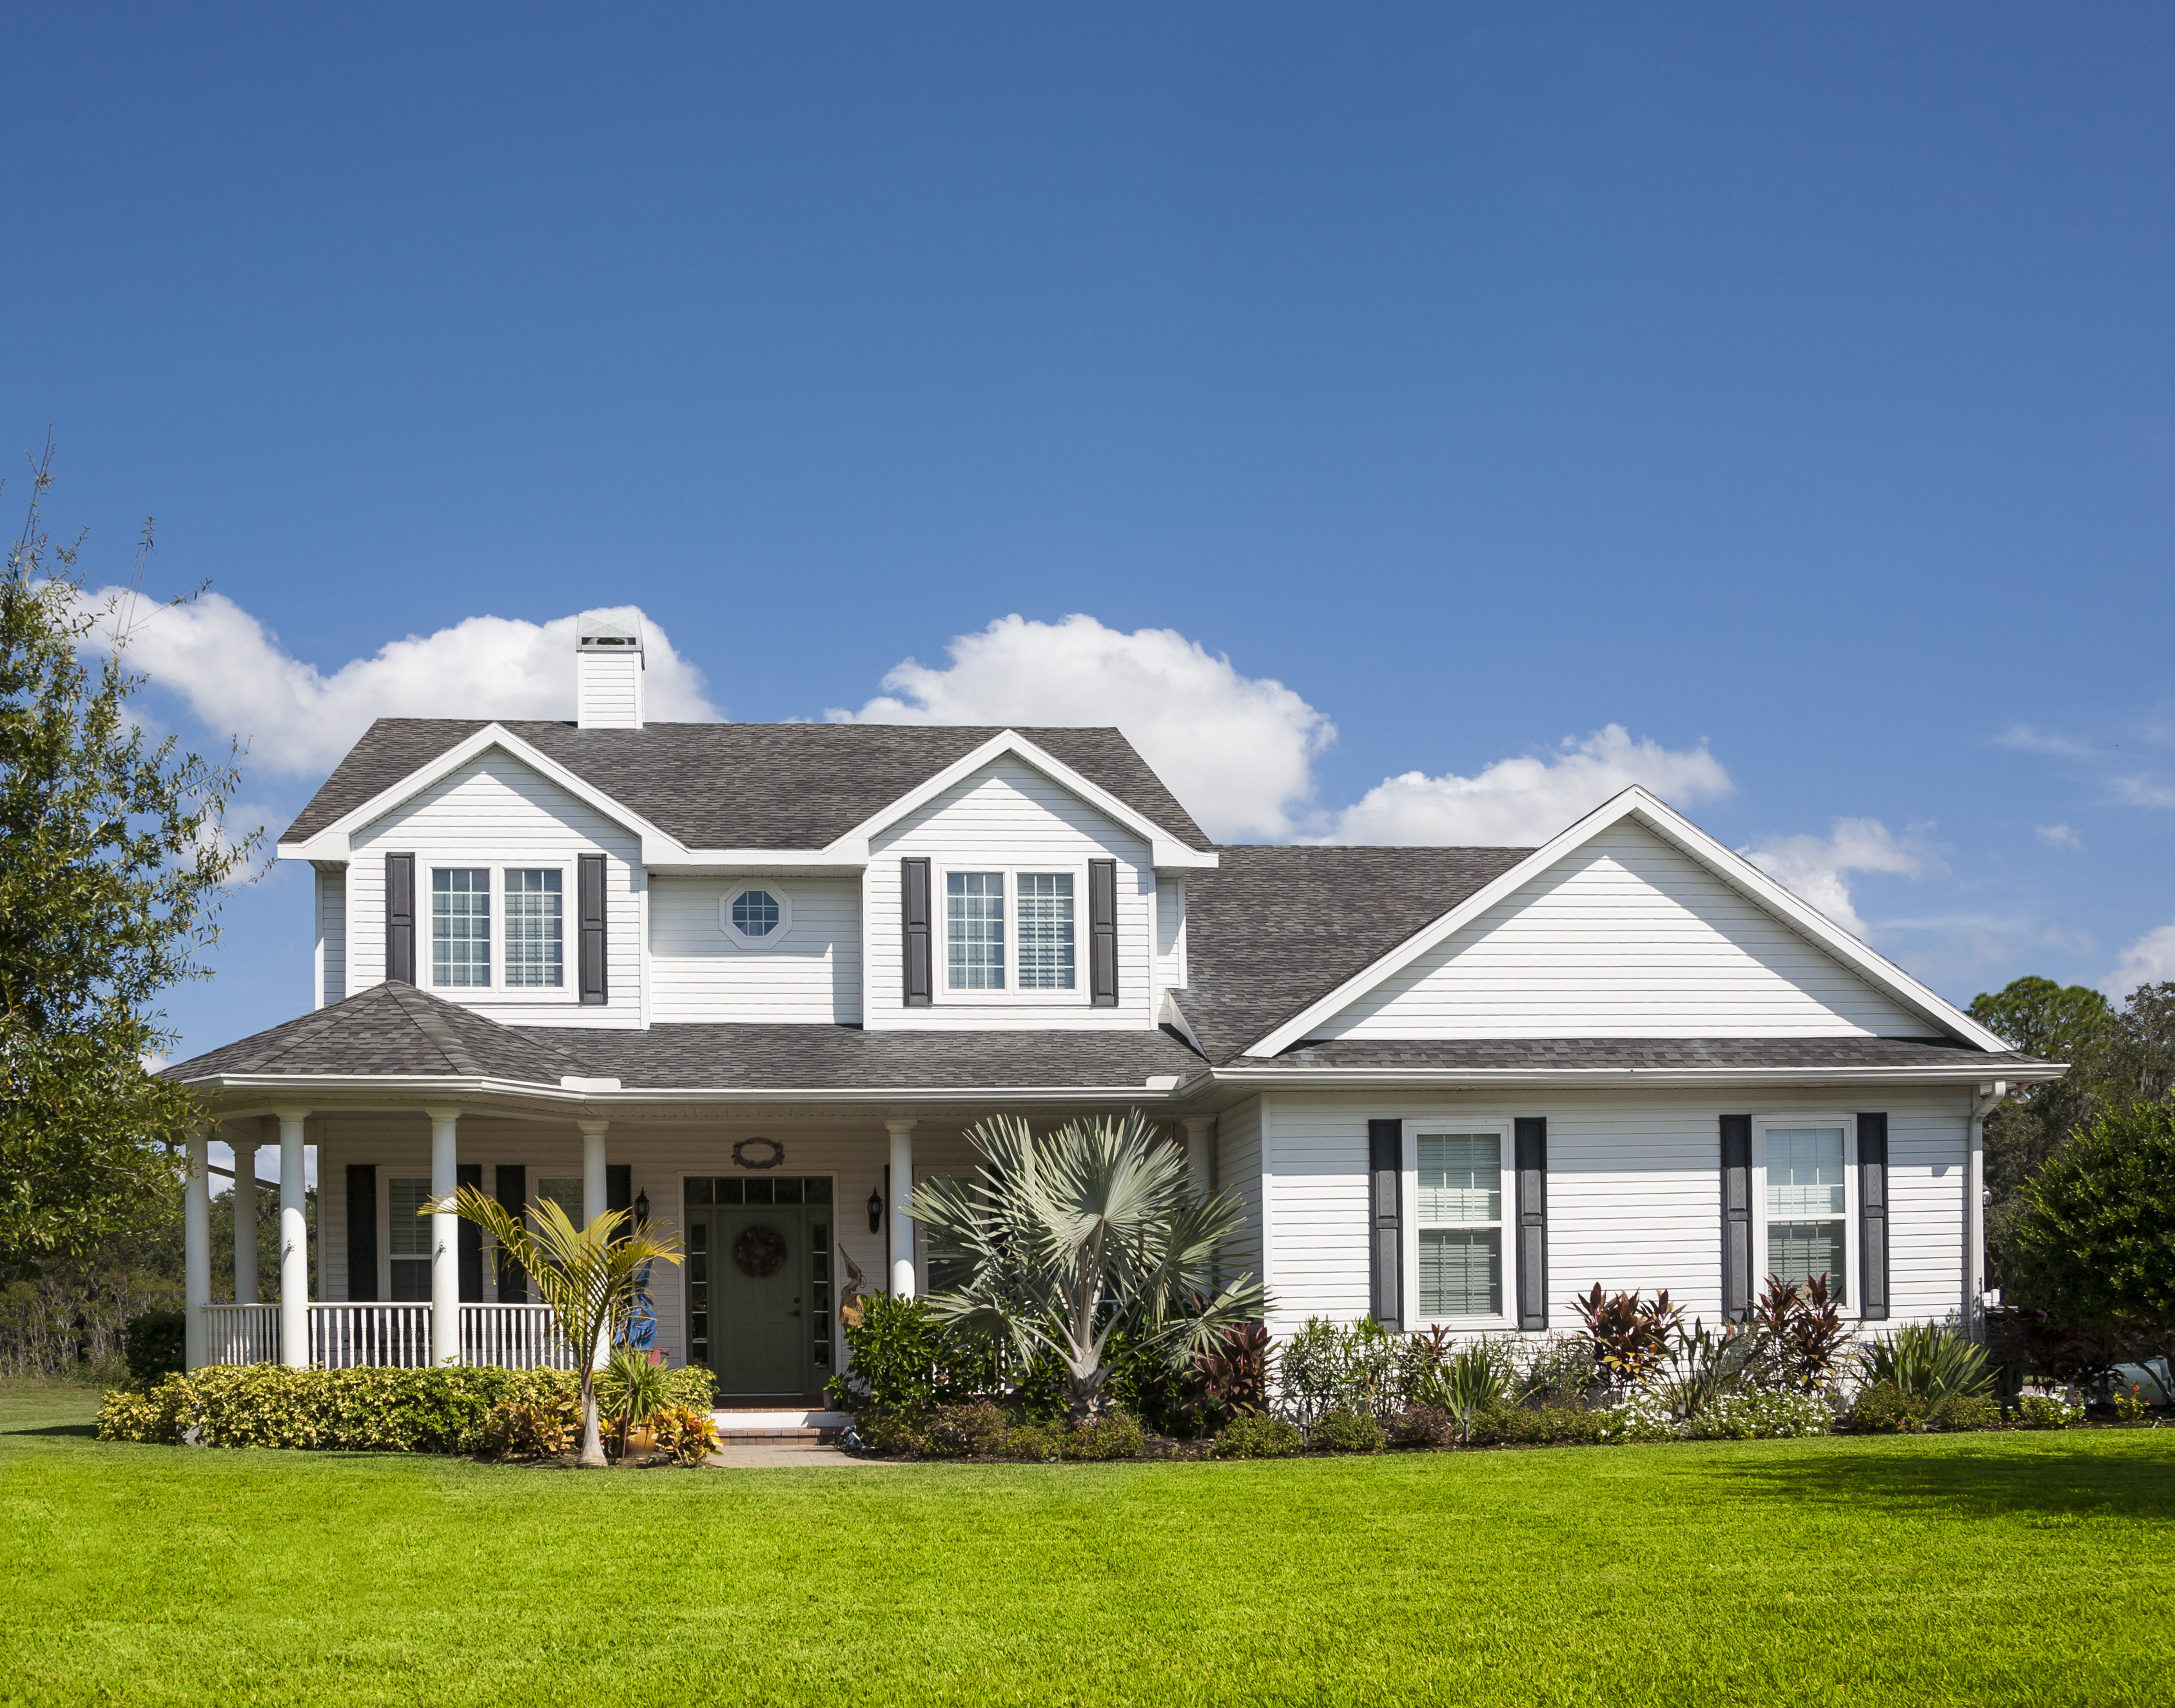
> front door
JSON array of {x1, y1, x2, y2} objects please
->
[{"x1": 685, "y1": 1174, "x2": 835, "y2": 1396}]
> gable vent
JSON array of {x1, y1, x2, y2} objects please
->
[{"x1": 576, "y1": 617, "x2": 645, "y2": 730}]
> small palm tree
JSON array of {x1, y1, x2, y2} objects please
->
[
  {"x1": 907, "y1": 1110, "x2": 1267, "y2": 1422},
  {"x1": 425, "y1": 1187, "x2": 683, "y2": 1468}
]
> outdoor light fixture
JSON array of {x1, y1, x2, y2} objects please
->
[
  {"x1": 634, "y1": 1189, "x2": 650, "y2": 1225},
  {"x1": 867, "y1": 1185, "x2": 884, "y2": 1235}
]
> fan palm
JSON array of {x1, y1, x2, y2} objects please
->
[
  {"x1": 906, "y1": 1110, "x2": 1267, "y2": 1421},
  {"x1": 425, "y1": 1187, "x2": 683, "y2": 1467}
]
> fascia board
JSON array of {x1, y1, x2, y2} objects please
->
[
  {"x1": 1207, "y1": 1062, "x2": 2068, "y2": 1091},
  {"x1": 182, "y1": 1072, "x2": 1201, "y2": 1109},
  {"x1": 1242, "y1": 786, "x2": 2013, "y2": 1058},
  {"x1": 276, "y1": 724, "x2": 685, "y2": 864},
  {"x1": 823, "y1": 730, "x2": 1219, "y2": 871}
]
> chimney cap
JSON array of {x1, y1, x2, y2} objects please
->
[{"x1": 578, "y1": 616, "x2": 642, "y2": 653}]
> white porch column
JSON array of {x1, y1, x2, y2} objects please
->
[
  {"x1": 275, "y1": 1107, "x2": 311, "y2": 1368},
  {"x1": 580, "y1": 1120, "x2": 609, "y2": 1228},
  {"x1": 886, "y1": 1117, "x2": 916, "y2": 1299},
  {"x1": 183, "y1": 1129, "x2": 211, "y2": 1370},
  {"x1": 1182, "y1": 1116, "x2": 1216, "y2": 1198},
  {"x1": 427, "y1": 1106, "x2": 461, "y2": 1367},
  {"x1": 231, "y1": 1127, "x2": 259, "y2": 1306}
]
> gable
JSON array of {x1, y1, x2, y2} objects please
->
[
  {"x1": 1307, "y1": 821, "x2": 1926, "y2": 1042},
  {"x1": 351, "y1": 748, "x2": 641, "y2": 860}
]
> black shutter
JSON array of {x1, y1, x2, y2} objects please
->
[
  {"x1": 608, "y1": 1164, "x2": 631, "y2": 1218},
  {"x1": 901, "y1": 858, "x2": 932, "y2": 1007},
  {"x1": 384, "y1": 854, "x2": 415, "y2": 984},
  {"x1": 1089, "y1": 860, "x2": 1119, "y2": 1007},
  {"x1": 578, "y1": 853, "x2": 608, "y2": 1005},
  {"x1": 456, "y1": 1161, "x2": 483, "y2": 1303},
  {"x1": 1858, "y1": 1112, "x2": 1889, "y2": 1320},
  {"x1": 1514, "y1": 1118, "x2": 1549, "y2": 1330},
  {"x1": 1367, "y1": 1120, "x2": 1401, "y2": 1330},
  {"x1": 1721, "y1": 1114, "x2": 1753, "y2": 1321},
  {"x1": 494, "y1": 1165, "x2": 527, "y2": 1303},
  {"x1": 346, "y1": 1164, "x2": 378, "y2": 1303}
]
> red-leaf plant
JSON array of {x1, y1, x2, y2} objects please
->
[
  {"x1": 1750, "y1": 1273, "x2": 1848, "y2": 1393},
  {"x1": 1574, "y1": 1284, "x2": 1684, "y2": 1392}
]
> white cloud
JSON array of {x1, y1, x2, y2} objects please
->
[
  {"x1": 1312, "y1": 725, "x2": 1733, "y2": 848},
  {"x1": 2034, "y1": 823, "x2": 2085, "y2": 850},
  {"x1": 86, "y1": 592, "x2": 718, "y2": 775},
  {"x1": 1741, "y1": 819, "x2": 1935, "y2": 941},
  {"x1": 2105, "y1": 922, "x2": 2175, "y2": 997},
  {"x1": 828, "y1": 613, "x2": 1335, "y2": 840}
]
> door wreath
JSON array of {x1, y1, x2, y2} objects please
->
[{"x1": 732, "y1": 1223, "x2": 789, "y2": 1278}]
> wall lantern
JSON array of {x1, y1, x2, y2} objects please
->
[
  {"x1": 634, "y1": 1189, "x2": 650, "y2": 1227},
  {"x1": 867, "y1": 1186, "x2": 884, "y2": 1236}
]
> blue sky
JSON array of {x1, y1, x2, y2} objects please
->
[{"x1": 8, "y1": 3, "x2": 2174, "y2": 1066}]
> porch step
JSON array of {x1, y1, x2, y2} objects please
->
[{"x1": 710, "y1": 1408, "x2": 852, "y2": 1444}]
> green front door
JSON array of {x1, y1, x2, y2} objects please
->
[{"x1": 685, "y1": 1175, "x2": 835, "y2": 1397}]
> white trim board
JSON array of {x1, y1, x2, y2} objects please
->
[{"x1": 1242, "y1": 787, "x2": 2011, "y2": 1059}]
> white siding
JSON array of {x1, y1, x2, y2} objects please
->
[
  {"x1": 1216, "y1": 1096, "x2": 1265, "y2": 1295},
  {"x1": 1313, "y1": 821, "x2": 1924, "y2": 1042},
  {"x1": 576, "y1": 652, "x2": 643, "y2": 729},
  {"x1": 649, "y1": 877, "x2": 862, "y2": 1024},
  {"x1": 347, "y1": 749, "x2": 646, "y2": 1029},
  {"x1": 1155, "y1": 878, "x2": 1187, "y2": 995},
  {"x1": 315, "y1": 863, "x2": 347, "y2": 1008},
  {"x1": 863, "y1": 755, "x2": 1160, "y2": 1031},
  {"x1": 1259, "y1": 1086, "x2": 1970, "y2": 1337}
]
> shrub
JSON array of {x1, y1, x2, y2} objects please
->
[
  {"x1": 1278, "y1": 1317, "x2": 1400, "y2": 1425},
  {"x1": 1517, "y1": 1334, "x2": 1600, "y2": 1405},
  {"x1": 122, "y1": 1310, "x2": 186, "y2": 1390},
  {"x1": 1473, "y1": 1399, "x2": 1610, "y2": 1447},
  {"x1": 1060, "y1": 1409, "x2": 1146, "y2": 1461},
  {"x1": 598, "y1": 1350, "x2": 674, "y2": 1458},
  {"x1": 1004, "y1": 1419, "x2": 1064, "y2": 1461},
  {"x1": 94, "y1": 1364, "x2": 583, "y2": 1452},
  {"x1": 1214, "y1": 1412, "x2": 1303, "y2": 1458},
  {"x1": 1860, "y1": 1323, "x2": 1996, "y2": 1403},
  {"x1": 1681, "y1": 1390, "x2": 1833, "y2": 1441},
  {"x1": 2010, "y1": 1099, "x2": 2175, "y2": 1336},
  {"x1": 1389, "y1": 1404, "x2": 1456, "y2": 1448},
  {"x1": 852, "y1": 1408, "x2": 935, "y2": 1456},
  {"x1": 1413, "y1": 1343, "x2": 1511, "y2": 1441},
  {"x1": 1193, "y1": 1321, "x2": 1272, "y2": 1430},
  {"x1": 665, "y1": 1365, "x2": 717, "y2": 1412},
  {"x1": 1848, "y1": 1380, "x2": 1931, "y2": 1434},
  {"x1": 830, "y1": 1295, "x2": 1002, "y2": 1414},
  {"x1": 652, "y1": 1406, "x2": 721, "y2": 1465},
  {"x1": 1574, "y1": 1285, "x2": 1684, "y2": 1390},
  {"x1": 1748, "y1": 1274, "x2": 1849, "y2": 1393},
  {"x1": 1601, "y1": 1392, "x2": 1681, "y2": 1444},
  {"x1": 2111, "y1": 1384, "x2": 2153, "y2": 1422},
  {"x1": 1309, "y1": 1407, "x2": 1387, "y2": 1453},
  {"x1": 929, "y1": 1400, "x2": 1008, "y2": 1458},
  {"x1": 481, "y1": 1399, "x2": 576, "y2": 1459},
  {"x1": 1931, "y1": 1392, "x2": 2001, "y2": 1432},
  {"x1": 2011, "y1": 1389, "x2": 2085, "y2": 1430}
]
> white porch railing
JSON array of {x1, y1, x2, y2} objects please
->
[
  {"x1": 460, "y1": 1303, "x2": 576, "y2": 1370},
  {"x1": 202, "y1": 1303, "x2": 280, "y2": 1366},
  {"x1": 309, "y1": 1303, "x2": 433, "y2": 1369}
]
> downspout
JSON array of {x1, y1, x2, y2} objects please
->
[{"x1": 1967, "y1": 1081, "x2": 2009, "y2": 1339}]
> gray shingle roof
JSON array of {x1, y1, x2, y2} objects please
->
[
  {"x1": 1253, "y1": 1036, "x2": 2047, "y2": 1072},
  {"x1": 280, "y1": 721, "x2": 1212, "y2": 851},
  {"x1": 163, "y1": 984, "x2": 1207, "y2": 1091},
  {"x1": 1175, "y1": 844, "x2": 1534, "y2": 1062}
]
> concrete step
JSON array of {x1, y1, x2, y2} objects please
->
[{"x1": 710, "y1": 1408, "x2": 851, "y2": 1444}]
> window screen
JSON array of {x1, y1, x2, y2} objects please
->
[
  {"x1": 431, "y1": 868, "x2": 491, "y2": 987},
  {"x1": 1766, "y1": 1127, "x2": 1847, "y2": 1303},
  {"x1": 503, "y1": 869, "x2": 563, "y2": 987},
  {"x1": 1016, "y1": 873, "x2": 1075, "y2": 990},
  {"x1": 1420, "y1": 1229, "x2": 1502, "y2": 1317},
  {"x1": 1419, "y1": 1134, "x2": 1501, "y2": 1222},
  {"x1": 1416, "y1": 1133, "x2": 1503, "y2": 1317},
  {"x1": 947, "y1": 872, "x2": 1006, "y2": 989}
]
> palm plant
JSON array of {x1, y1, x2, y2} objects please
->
[
  {"x1": 425, "y1": 1187, "x2": 683, "y2": 1467},
  {"x1": 906, "y1": 1110, "x2": 1267, "y2": 1422},
  {"x1": 1416, "y1": 1342, "x2": 1510, "y2": 1442},
  {"x1": 597, "y1": 1348, "x2": 674, "y2": 1459},
  {"x1": 1860, "y1": 1322, "x2": 1996, "y2": 1402}
]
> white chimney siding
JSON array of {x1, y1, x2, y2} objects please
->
[{"x1": 576, "y1": 620, "x2": 645, "y2": 730}]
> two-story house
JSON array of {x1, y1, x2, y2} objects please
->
[{"x1": 166, "y1": 621, "x2": 2056, "y2": 1401}]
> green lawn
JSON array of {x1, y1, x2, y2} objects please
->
[{"x1": 3, "y1": 1382, "x2": 2172, "y2": 1706}]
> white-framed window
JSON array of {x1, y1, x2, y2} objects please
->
[
  {"x1": 423, "y1": 860, "x2": 578, "y2": 998},
  {"x1": 1755, "y1": 1117, "x2": 1855, "y2": 1308},
  {"x1": 938, "y1": 864, "x2": 1086, "y2": 1001},
  {"x1": 389, "y1": 1176, "x2": 432, "y2": 1301},
  {"x1": 719, "y1": 882, "x2": 794, "y2": 950},
  {"x1": 538, "y1": 1177, "x2": 585, "y2": 1228},
  {"x1": 1413, "y1": 1127, "x2": 1510, "y2": 1322}
]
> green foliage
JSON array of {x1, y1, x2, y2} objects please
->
[
  {"x1": 2011, "y1": 1390, "x2": 2085, "y2": 1430},
  {"x1": 95, "y1": 1364, "x2": 582, "y2": 1451},
  {"x1": 652, "y1": 1404, "x2": 720, "y2": 1466},
  {"x1": 1847, "y1": 1381, "x2": 1993, "y2": 1435},
  {"x1": 1860, "y1": 1323, "x2": 1996, "y2": 1402},
  {"x1": 1055, "y1": 1409, "x2": 1146, "y2": 1460},
  {"x1": 907, "y1": 1110, "x2": 1267, "y2": 1420},
  {"x1": 598, "y1": 1350, "x2": 674, "y2": 1457},
  {"x1": 481, "y1": 1398, "x2": 576, "y2": 1459},
  {"x1": 1932, "y1": 1392, "x2": 2001, "y2": 1431},
  {"x1": 2010, "y1": 1100, "x2": 2175, "y2": 1336},
  {"x1": 1389, "y1": 1404, "x2": 1456, "y2": 1448},
  {"x1": 929, "y1": 1400, "x2": 1008, "y2": 1457},
  {"x1": 1412, "y1": 1341, "x2": 1513, "y2": 1441},
  {"x1": 1278, "y1": 1316, "x2": 1401, "y2": 1424},
  {"x1": 1308, "y1": 1407, "x2": 1387, "y2": 1453},
  {"x1": 1213, "y1": 1412, "x2": 1303, "y2": 1459},
  {"x1": 122, "y1": 1308, "x2": 184, "y2": 1388},
  {"x1": 1470, "y1": 1399, "x2": 1611, "y2": 1447},
  {"x1": 2111, "y1": 1384, "x2": 2154, "y2": 1422},
  {"x1": 831, "y1": 1294, "x2": 1006, "y2": 1413},
  {"x1": 1679, "y1": 1390, "x2": 1834, "y2": 1440},
  {"x1": 1, "y1": 451, "x2": 261, "y2": 1269}
]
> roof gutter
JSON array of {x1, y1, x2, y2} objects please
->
[{"x1": 1200, "y1": 1062, "x2": 2067, "y2": 1091}]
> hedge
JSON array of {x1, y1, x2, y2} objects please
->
[{"x1": 97, "y1": 1363, "x2": 718, "y2": 1453}]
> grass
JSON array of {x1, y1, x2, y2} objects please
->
[{"x1": 3, "y1": 1381, "x2": 2174, "y2": 1705}]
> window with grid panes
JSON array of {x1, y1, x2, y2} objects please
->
[
  {"x1": 1015, "y1": 873, "x2": 1075, "y2": 989},
  {"x1": 431, "y1": 868, "x2": 491, "y2": 987},
  {"x1": 537, "y1": 1178, "x2": 583, "y2": 1227},
  {"x1": 389, "y1": 1177, "x2": 431, "y2": 1301},
  {"x1": 1417, "y1": 1133, "x2": 1503, "y2": 1317},
  {"x1": 946, "y1": 871, "x2": 1005, "y2": 989},
  {"x1": 1766, "y1": 1127, "x2": 1847, "y2": 1303},
  {"x1": 503, "y1": 868, "x2": 563, "y2": 986}
]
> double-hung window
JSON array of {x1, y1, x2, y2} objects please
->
[
  {"x1": 943, "y1": 869, "x2": 1079, "y2": 996},
  {"x1": 388, "y1": 1177, "x2": 432, "y2": 1300},
  {"x1": 1417, "y1": 1131, "x2": 1505, "y2": 1319},
  {"x1": 1764, "y1": 1125, "x2": 1848, "y2": 1304},
  {"x1": 427, "y1": 865, "x2": 567, "y2": 994}
]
